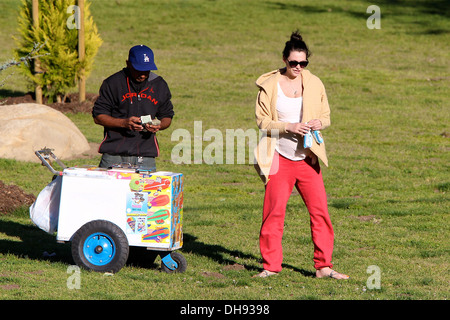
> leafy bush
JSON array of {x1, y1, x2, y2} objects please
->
[{"x1": 14, "y1": 0, "x2": 102, "y2": 102}]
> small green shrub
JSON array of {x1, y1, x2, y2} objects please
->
[{"x1": 14, "y1": 0, "x2": 102, "y2": 102}]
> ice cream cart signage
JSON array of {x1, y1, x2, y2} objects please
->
[{"x1": 125, "y1": 173, "x2": 183, "y2": 248}]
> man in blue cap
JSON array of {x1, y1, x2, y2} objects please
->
[{"x1": 92, "y1": 45, "x2": 174, "y2": 171}]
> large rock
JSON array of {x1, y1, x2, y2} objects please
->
[{"x1": 0, "y1": 103, "x2": 90, "y2": 163}]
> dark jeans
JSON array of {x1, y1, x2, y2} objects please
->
[{"x1": 99, "y1": 153, "x2": 156, "y2": 172}]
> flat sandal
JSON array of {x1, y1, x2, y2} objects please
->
[
  {"x1": 252, "y1": 270, "x2": 278, "y2": 278},
  {"x1": 328, "y1": 270, "x2": 350, "y2": 280}
]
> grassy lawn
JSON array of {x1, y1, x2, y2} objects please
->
[{"x1": 0, "y1": 0, "x2": 448, "y2": 301}]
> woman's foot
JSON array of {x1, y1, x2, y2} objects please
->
[
  {"x1": 316, "y1": 267, "x2": 349, "y2": 280},
  {"x1": 252, "y1": 270, "x2": 278, "y2": 278}
]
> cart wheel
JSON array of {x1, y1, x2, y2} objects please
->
[
  {"x1": 161, "y1": 251, "x2": 187, "y2": 273},
  {"x1": 71, "y1": 220, "x2": 129, "y2": 273}
]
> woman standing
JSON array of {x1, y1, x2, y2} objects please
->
[{"x1": 253, "y1": 31, "x2": 348, "y2": 279}]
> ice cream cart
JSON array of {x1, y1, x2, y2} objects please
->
[{"x1": 32, "y1": 148, "x2": 186, "y2": 274}]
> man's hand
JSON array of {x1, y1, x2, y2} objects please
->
[
  {"x1": 144, "y1": 117, "x2": 172, "y2": 133},
  {"x1": 126, "y1": 116, "x2": 144, "y2": 131},
  {"x1": 144, "y1": 123, "x2": 160, "y2": 133},
  {"x1": 94, "y1": 114, "x2": 172, "y2": 133}
]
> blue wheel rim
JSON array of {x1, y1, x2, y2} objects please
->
[{"x1": 83, "y1": 232, "x2": 116, "y2": 266}]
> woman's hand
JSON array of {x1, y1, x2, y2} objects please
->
[
  {"x1": 306, "y1": 119, "x2": 322, "y2": 131},
  {"x1": 286, "y1": 122, "x2": 311, "y2": 136}
]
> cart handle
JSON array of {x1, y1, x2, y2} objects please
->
[{"x1": 35, "y1": 148, "x2": 67, "y2": 175}]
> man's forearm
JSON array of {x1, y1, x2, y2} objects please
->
[
  {"x1": 94, "y1": 114, "x2": 172, "y2": 132},
  {"x1": 159, "y1": 117, "x2": 172, "y2": 130},
  {"x1": 94, "y1": 114, "x2": 127, "y2": 129}
]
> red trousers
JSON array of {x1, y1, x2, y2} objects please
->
[{"x1": 259, "y1": 152, "x2": 334, "y2": 272}]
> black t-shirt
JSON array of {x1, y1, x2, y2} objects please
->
[{"x1": 92, "y1": 68, "x2": 174, "y2": 157}]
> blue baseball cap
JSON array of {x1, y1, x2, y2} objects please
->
[{"x1": 128, "y1": 45, "x2": 157, "y2": 71}]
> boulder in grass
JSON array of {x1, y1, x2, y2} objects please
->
[{"x1": 0, "y1": 103, "x2": 90, "y2": 163}]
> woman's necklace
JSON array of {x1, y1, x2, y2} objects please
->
[
  {"x1": 289, "y1": 82, "x2": 298, "y2": 95},
  {"x1": 286, "y1": 76, "x2": 301, "y2": 95}
]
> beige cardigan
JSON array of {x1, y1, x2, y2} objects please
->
[{"x1": 253, "y1": 68, "x2": 331, "y2": 184}]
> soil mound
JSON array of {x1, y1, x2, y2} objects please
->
[
  {"x1": 0, "y1": 91, "x2": 98, "y2": 215},
  {"x1": 0, "y1": 180, "x2": 36, "y2": 215}
]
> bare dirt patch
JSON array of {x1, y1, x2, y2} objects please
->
[
  {"x1": 0, "y1": 92, "x2": 98, "y2": 114},
  {"x1": 0, "y1": 180, "x2": 36, "y2": 215},
  {"x1": 0, "y1": 92, "x2": 98, "y2": 214}
]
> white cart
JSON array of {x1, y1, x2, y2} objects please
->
[{"x1": 34, "y1": 148, "x2": 186, "y2": 273}]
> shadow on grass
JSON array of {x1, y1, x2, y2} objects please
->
[
  {"x1": 0, "y1": 218, "x2": 72, "y2": 264},
  {"x1": 266, "y1": 0, "x2": 450, "y2": 35},
  {"x1": 182, "y1": 233, "x2": 315, "y2": 277},
  {"x1": 0, "y1": 217, "x2": 163, "y2": 270},
  {"x1": 0, "y1": 215, "x2": 315, "y2": 277},
  {"x1": 0, "y1": 88, "x2": 29, "y2": 100},
  {"x1": 268, "y1": 0, "x2": 450, "y2": 18}
]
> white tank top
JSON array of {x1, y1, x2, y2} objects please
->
[{"x1": 275, "y1": 82, "x2": 308, "y2": 161}]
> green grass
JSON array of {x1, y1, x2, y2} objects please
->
[{"x1": 1, "y1": 0, "x2": 449, "y2": 301}]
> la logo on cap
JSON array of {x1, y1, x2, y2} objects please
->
[{"x1": 128, "y1": 45, "x2": 157, "y2": 71}]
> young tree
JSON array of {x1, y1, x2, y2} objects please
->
[{"x1": 15, "y1": 0, "x2": 102, "y2": 103}]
